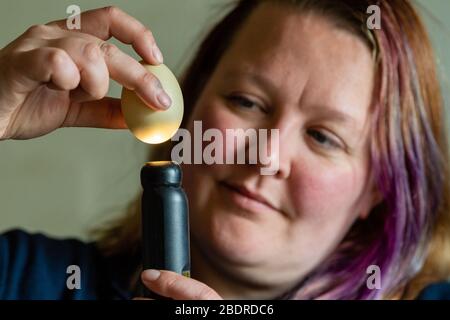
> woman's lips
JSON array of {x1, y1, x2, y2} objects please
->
[{"x1": 219, "y1": 181, "x2": 282, "y2": 215}]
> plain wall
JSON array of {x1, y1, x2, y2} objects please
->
[{"x1": 0, "y1": 0, "x2": 448, "y2": 240}]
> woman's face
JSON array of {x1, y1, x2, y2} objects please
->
[{"x1": 182, "y1": 3, "x2": 376, "y2": 290}]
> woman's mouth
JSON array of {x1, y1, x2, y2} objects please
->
[{"x1": 219, "y1": 181, "x2": 283, "y2": 216}]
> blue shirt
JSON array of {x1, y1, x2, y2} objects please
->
[
  {"x1": 0, "y1": 229, "x2": 449, "y2": 300},
  {"x1": 0, "y1": 229, "x2": 139, "y2": 300}
]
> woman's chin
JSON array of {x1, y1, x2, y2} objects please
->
[{"x1": 202, "y1": 210, "x2": 273, "y2": 266}]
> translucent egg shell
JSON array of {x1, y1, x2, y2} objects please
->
[{"x1": 121, "y1": 64, "x2": 183, "y2": 144}]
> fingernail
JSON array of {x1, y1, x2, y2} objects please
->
[
  {"x1": 157, "y1": 91, "x2": 172, "y2": 109},
  {"x1": 152, "y1": 44, "x2": 164, "y2": 64},
  {"x1": 143, "y1": 269, "x2": 161, "y2": 281}
]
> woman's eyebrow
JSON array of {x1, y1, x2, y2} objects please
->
[
  {"x1": 223, "y1": 69, "x2": 279, "y2": 95},
  {"x1": 307, "y1": 105, "x2": 358, "y2": 128}
]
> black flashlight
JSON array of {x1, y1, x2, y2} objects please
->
[{"x1": 140, "y1": 161, "x2": 190, "y2": 299}]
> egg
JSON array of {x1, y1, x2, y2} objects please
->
[{"x1": 121, "y1": 63, "x2": 184, "y2": 144}]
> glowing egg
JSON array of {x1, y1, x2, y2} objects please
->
[{"x1": 121, "y1": 64, "x2": 183, "y2": 144}]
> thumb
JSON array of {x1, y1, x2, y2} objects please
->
[{"x1": 62, "y1": 97, "x2": 127, "y2": 129}]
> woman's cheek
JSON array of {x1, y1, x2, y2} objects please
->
[
  {"x1": 289, "y1": 159, "x2": 364, "y2": 223},
  {"x1": 279, "y1": 164, "x2": 365, "y2": 270}
]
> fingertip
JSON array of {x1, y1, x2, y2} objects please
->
[
  {"x1": 157, "y1": 91, "x2": 172, "y2": 109},
  {"x1": 139, "y1": 29, "x2": 163, "y2": 66},
  {"x1": 135, "y1": 90, "x2": 169, "y2": 111},
  {"x1": 151, "y1": 43, "x2": 164, "y2": 65},
  {"x1": 142, "y1": 269, "x2": 161, "y2": 282}
]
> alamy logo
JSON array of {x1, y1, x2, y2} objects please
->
[
  {"x1": 66, "y1": 265, "x2": 81, "y2": 290},
  {"x1": 366, "y1": 265, "x2": 381, "y2": 290},
  {"x1": 171, "y1": 121, "x2": 280, "y2": 176},
  {"x1": 367, "y1": 5, "x2": 381, "y2": 30},
  {"x1": 66, "y1": 5, "x2": 81, "y2": 30}
]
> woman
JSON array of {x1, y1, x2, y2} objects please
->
[{"x1": 0, "y1": 0, "x2": 449, "y2": 300}]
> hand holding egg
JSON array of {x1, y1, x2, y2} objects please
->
[
  {"x1": 121, "y1": 64, "x2": 184, "y2": 144},
  {"x1": 0, "y1": 6, "x2": 170, "y2": 140}
]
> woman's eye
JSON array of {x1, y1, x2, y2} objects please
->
[
  {"x1": 226, "y1": 94, "x2": 265, "y2": 112},
  {"x1": 307, "y1": 129, "x2": 341, "y2": 149}
]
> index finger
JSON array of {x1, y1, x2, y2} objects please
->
[{"x1": 47, "y1": 6, "x2": 163, "y2": 65}]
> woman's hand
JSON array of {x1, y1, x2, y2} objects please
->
[
  {"x1": 0, "y1": 6, "x2": 171, "y2": 140},
  {"x1": 138, "y1": 269, "x2": 223, "y2": 300}
]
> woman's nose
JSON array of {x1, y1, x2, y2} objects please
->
[{"x1": 258, "y1": 127, "x2": 292, "y2": 179}]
